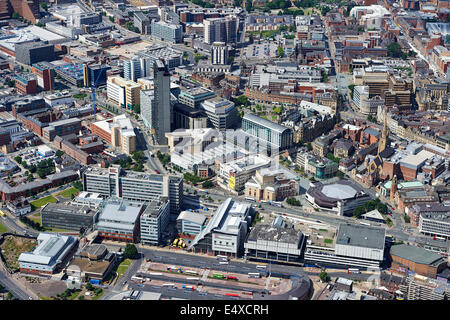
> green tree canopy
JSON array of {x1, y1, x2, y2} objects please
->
[
  {"x1": 124, "y1": 243, "x2": 138, "y2": 259},
  {"x1": 387, "y1": 42, "x2": 402, "y2": 58}
]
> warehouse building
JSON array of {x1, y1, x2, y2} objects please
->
[
  {"x1": 41, "y1": 203, "x2": 99, "y2": 232},
  {"x1": 19, "y1": 232, "x2": 78, "y2": 276},
  {"x1": 244, "y1": 224, "x2": 305, "y2": 264}
]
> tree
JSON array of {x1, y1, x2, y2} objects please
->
[
  {"x1": 55, "y1": 150, "x2": 64, "y2": 158},
  {"x1": 277, "y1": 46, "x2": 284, "y2": 57},
  {"x1": 133, "y1": 104, "x2": 140, "y2": 114},
  {"x1": 6, "y1": 292, "x2": 13, "y2": 300},
  {"x1": 202, "y1": 180, "x2": 214, "y2": 189},
  {"x1": 319, "y1": 271, "x2": 330, "y2": 282},
  {"x1": 132, "y1": 150, "x2": 144, "y2": 163},
  {"x1": 348, "y1": 84, "x2": 355, "y2": 100},
  {"x1": 124, "y1": 243, "x2": 138, "y2": 259},
  {"x1": 12, "y1": 12, "x2": 20, "y2": 20},
  {"x1": 387, "y1": 42, "x2": 402, "y2": 58},
  {"x1": 306, "y1": 143, "x2": 312, "y2": 151},
  {"x1": 40, "y1": 2, "x2": 48, "y2": 10},
  {"x1": 14, "y1": 156, "x2": 22, "y2": 164},
  {"x1": 353, "y1": 206, "x2": 365, "y2": 218},
  {"x1": 86, "y1": 283, "x2": 93, "y2": 291}
]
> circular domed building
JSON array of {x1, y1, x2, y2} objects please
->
[{"x1": 306, "y1": 180, "x2": 371, "y2": 216}]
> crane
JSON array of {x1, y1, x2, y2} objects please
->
[{"x1": 90, "y1": 65, "x2": 106, "y2": 118}]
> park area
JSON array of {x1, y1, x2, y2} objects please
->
[
  {"x1": 56, "y1": 187, "x2": 79, "y2": 199},
  {"x1": 115, "y1": 259, "x2": 132, "y2": 281},
  {"x1": 0, "y1": 235, "x2": 37, "y2": 271},
  {"x1": 30, "y1": 195, "x2": 57, "y2": 211},
  {"x1": 0, "y1": 222, "x2": 8, "y2": 234}
]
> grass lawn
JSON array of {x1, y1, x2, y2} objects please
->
[
  {"x1": 324, "y1": 239, "x2": 333, "y2": 244},
  {"x1": 56, "y1": 187, "x2": 79, "y2": 199},
  {"x1": 115, "y1": 259, "x2": 132, "y2": 281},
  {"x1": 30, "y1": 195, "x2": 57, "y2": 211},
  {"x1": 92, "y1": 290, "x2": 104, "y2": 300},
  {"x1": 0, "y1": 222, "x2": 8, "y2": 233},
  {"x1": 69, "y1": 291, "x2": 81, "y2": 300},
  {"x1": 0, "y1": 235, "x2": 37, "y2": 270}
]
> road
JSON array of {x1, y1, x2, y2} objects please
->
[{"x1": 0, "y1": 270, "x2": 32, "y2": 300}]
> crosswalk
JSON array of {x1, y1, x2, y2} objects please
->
[{"x1": 197, "y1": 269, "x2": 210, "y2": 292}]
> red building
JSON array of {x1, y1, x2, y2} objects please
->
[
  {"x1": 15, "y1": 74, "x2": 37, "y2": 95},
  {"x1": 32, "y1": 62, "x2": 54, "y2": 91}
]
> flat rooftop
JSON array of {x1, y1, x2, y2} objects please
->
[
  {"x1": 247, "y1": 224, "x2": 302, "y2": 245},
  {"x1": 391, "y1": 244, "x2": 446, "y2": 266},
  {"x1": 336, "y1": 223, "x2": 385, "y2": 250}
]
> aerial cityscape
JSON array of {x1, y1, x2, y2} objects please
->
[{"x1": 0, "y1": 0, "x2": 448, "y2": 304}]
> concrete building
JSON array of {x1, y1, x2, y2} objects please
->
[
  {"x1": 90, "y1": 114, "x2": 136, "y2": 155},
  {"x1": 19, "y1": 233, "x2": 78, "y2": 276},
  {"x1": 96, "y1": 198, "x2": 145, "y2": 243},
  {"x1": 218, "y1": 154, "x2": 272, "y2": 193},
  {"x1": 306, "y1": 180, "x2": 371, "y2": 216},
  {"x1": 106, "y1": 76, "x2": 141, "y2": 110},
  {"x1": 188, "y1": 198, "x2": 252, "y2": 257},
  {"x1": 82, "y1": 165, "x2": 183, "y2": 214},
  {"x1": 211, "y1": 42, "x2": 229, "y2": 65},
  {"x1": 176, "y1": 211, "x2": 207, "y2": 235},
  {"x1": 304, "y1": 223, "x2": 386, "y2": 269},
  {"x1": 134, "y1": 11, "x2": 151, "y2": 34},
  {"x1": 178, "y1": 87, "x2": 216, "y2": 108},
  {"x1": 419, "y1": 210, "x2": 450, "y2": 240},
  {"x1": 42, "y1": 118, "x2": 82, "y2": 142},
  {"x1": 41, "y1": 203, "x2": 98, "y2": 232},
  {"x1": 44, "y1": 91, "x2": 74, "y2": 108},
  {"x1": 151, "y1": 21, "x2": 182, "y2": 43},
  {"x1": 244, "y1": 224, "x2": 305, "y2": 263},
  {"x1": 152, "y1": 60, "x2": 171, "y2": 145},
  {"x1": 15, "y1": 42, "x2": 54, "y2": 65},
  {"x1": 204, "y1": 16, "x2": 237, "y2": 44},
  {"x1": 400, "y1": 274, "x2": 450, "y2": 300},
  {"x1": 200, "y1": 97, "x2": 238, "y2": 130},
  {"x1": 242, "y1": 114, "x2": 293, "y2": 151},
  {"x1": 140, "y1": 196, "x2": 170, "y2": 245}
]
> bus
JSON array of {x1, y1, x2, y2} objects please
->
[
  {"x1": 272, "y1": 201, "x2": 283, "y2": 208},
  {"x1": 225, "y1": 293, "x2": 239, "y2": 297},
  {"x1": 162, "y1": 283, "x2": 175, "y2": 287},
  {"x1": 226, "y1": 275, "x2": 238, "y2": 281},
  {"x1": 248, "y1": 273, "x2": 261, "y2": 278},
  {"x1": 212, "y1": 273, "x2": 225, "y2": 279},
  {"x1": 359, "y1": 222, "x2": 371, "y2": 226},
  {"x1": 216, "y1": 255, "x2": 229, "y2": 261},
  {"x1": 347, "y1": 268, "x2": 360, "y2": 274},
  {"x1": 256, "y1": 265, "x2": 266, "y2": 270},
  {"x1": 148, "y1": 272, "x2": 163, "y2": 276},
  {"x1": 241, "y1": 291, "x2": 253, "y2": 296},
  {"x1": 184, "y1": 270, "x2": 198, "y2": 276},
  {"x1": 167, "y1": 266, "x2": 182, "y2": 273},
  {"x1": 219, "y1": 261, "x2": 229, "y2": 265},
  {"x1": 245, "y1": 197, "x2": 256, "y2": 202},
  {"x1": 131, "y1": 276, "x2": 144, "y2": 283},
  {"x1": 186, "y1": 277, "x2": 200, "y2": 281},
  {"x1": 172, "y1": 239, "x2": 179, "y2": 247},
  {"x1": 182, "y1": 285, "x2": 194, "y2": 290}
]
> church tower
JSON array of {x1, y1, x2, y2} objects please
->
[
  {"x1": 390, "y1": 175, "x2": 397, "y2": 203},
  {"x1": 377, "y1": 106, "x2": 389, "y2": 155}
]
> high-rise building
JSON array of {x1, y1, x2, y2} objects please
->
[
  {"x1": 82, "y1": 165, "x2": 183, "y2": 214},
  {"x1": 32, "y1": 62, "x2": 55, "y2": 91},
  {"x1": 152, "y1": 60, "x2": 171, "y2": 145},
  {"x1": 200, "y1": 97, "x2": 238, "y2": 130},
  {"x1": 124, "y1": 56, "x2": 153, "y2": 82},
  {"x1": 151, "y1": 20, "x2": 182, "y2": 43},
  {"x1": 204, "y1": 16, "x2": 237, "y2": 44},
  {"x1": 211, "y1": 42, "x2": 229, "y2": 65},
  {"x1": 83, "y1": 64, "x2": 110, "y2": 87},
  {"x1": 140, "y1": 196, "x2": 170, "y2": 245},
  {"x1": 106, "y1": 76, "x2": 141, "y2": 110},
  {"x1": 8, "y1": 0, "x2": 40, "y2": 23}
]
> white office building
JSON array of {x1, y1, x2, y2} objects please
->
[
  {"x1": 19, "y1": 233, "x2": 78, "y2": 275},
  {"x1": 200, "y1": 97, "x2": 238, "y2": 130},
  {"x1": 188, "y1": 198, "x2": 252, "y2": 257},
  {"x1": 140, "y1": 197, "x2": 170, "y2": 245}
]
